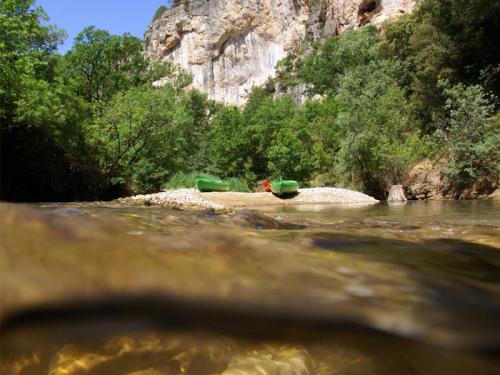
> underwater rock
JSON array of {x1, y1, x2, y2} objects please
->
[
  {"x1": 229, "y1": 209, "x2": 305, "y2": 230},
  {"x1": 222, "y1": 348, "x2": 314, "y2": 375}
]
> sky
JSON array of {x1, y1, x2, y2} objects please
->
[{"x1": 36, "y1": 0, "x2": 171, "y2": 54}]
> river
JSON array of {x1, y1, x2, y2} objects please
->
[{"x1": 1, "y1": 200, "x2": 499, "y2": 374}]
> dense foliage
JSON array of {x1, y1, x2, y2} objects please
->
[
  {"x1": 1, "y1": 0, "x2": 200, "y2": 200},
  {"x1": 88, "y1": 85, "x2": 213, "y2": 193},
  {"x1": 1, "y1": 0, "x2": 498, "y2": 201},
  {"x1": 0, "y1": 0, "x2": 92, "y2": 201},
  {"x1": 435, "y1": 83, "x2": 499, "y2": 189}
]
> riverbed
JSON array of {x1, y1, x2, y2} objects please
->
[{"x1": 1, "y1": 200, "x2": 499, "y2": 374}]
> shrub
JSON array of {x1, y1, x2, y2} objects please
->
[
  {"x1": 226, "y1": 177, "x2": 250, "y2": 192},
  {"x1": 162, "y1": 171, "x2": 220, "y2": 190},
  {"x1": 435, "y1": 82, "x2": 499, "y2": 187},
  {"x1": 163, "y1": 172, "x2": 249, "y2": 192}
]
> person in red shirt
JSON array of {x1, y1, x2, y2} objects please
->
[{"x1": 262, "y1": 180, "x2": 272, "y2": 192}]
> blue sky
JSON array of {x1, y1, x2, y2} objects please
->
[{"x1": 37, "y1": 0, "x2": 171, "y2": 54}]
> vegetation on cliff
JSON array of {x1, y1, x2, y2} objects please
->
[{"x1": 1, "y1": 0, "x2": 498, "y2": 201}]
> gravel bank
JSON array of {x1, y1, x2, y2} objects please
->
[
  {"x1": 297, "y1": 187, "x2": 379, "y2": 203},
  {"x1": 119, "y1": 187, "x2": 378, "y2": 210},
  {"x1": 118, "y1": 189, "x2": 224, "y2": 209}
]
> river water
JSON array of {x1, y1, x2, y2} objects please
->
[{"x1": 1, "y1": 200, "x2": 499, "y2": 374}]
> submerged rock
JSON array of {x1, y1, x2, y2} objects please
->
[
  {"x1": 48, "y1": 335, "x2": 185, "y2": 375},
  {"x1": 222, "y1": 348, "x2": 314, "y2": 375},
  {"x1": 229, "y1": 209, "x2": 305, "y2": 230}
]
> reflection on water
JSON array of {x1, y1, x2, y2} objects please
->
[{"x1": 1, "y1": 201, "x2": 499, "y2": 374}]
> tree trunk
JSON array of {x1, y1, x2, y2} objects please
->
[{"x1": 388, "y1": 185, "x2": 407, "y2": 202}]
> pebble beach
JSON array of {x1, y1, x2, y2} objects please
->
[{"x1": 118, "y1": 187, "x2": 379, "y2": 210}]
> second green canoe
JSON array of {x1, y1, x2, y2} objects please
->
[
  {"x1": 271, "y1": 180, "x2": 299, "y2": 196},
  {"x1": 195, "y1": 178, "x2": 230, "y2": 192}
]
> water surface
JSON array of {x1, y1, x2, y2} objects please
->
[{"x1": 1, "y1": 200, "x2": 499, "y2": 374}]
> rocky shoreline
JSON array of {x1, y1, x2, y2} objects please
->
[{"x1": 118, "y1": 187, "x2": 379, "y2": 210}]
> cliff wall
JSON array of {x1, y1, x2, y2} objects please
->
[{"x1": 145, "y1": 0, "x2": 416, "y2": 105}]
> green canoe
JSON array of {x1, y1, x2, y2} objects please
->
[
  {"x1": 271, "y1": 180, "x2": 299, "y2": 196},
  {"x1": 195, "y1": 178, "x2": 230, "y2": 192}
]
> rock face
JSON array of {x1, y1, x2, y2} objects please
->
[
  {"x1": 404, "y1": 159, "x2": 447, "y2": 200},
  {"x1": 145, "y1": 0, "x2": 416, "y2": 105},
  {"x1": 487, "y1": 189, "x2": 500, "y2": 200},
  {"x1": 404, "y1": 159, "x2": 499, "y2": 200}
]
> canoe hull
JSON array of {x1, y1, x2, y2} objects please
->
[
  {"x1": 271, "y1": 180, "x2": 299, "y2": 196},
  {"x1": 196, "y1": 178, "x2": 230, "y2": 192}
]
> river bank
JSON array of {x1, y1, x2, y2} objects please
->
[{"x1": 117, "y1": 187, "x2": 379, "y2": 210}]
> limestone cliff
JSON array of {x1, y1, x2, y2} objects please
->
[{"x1": 145, "y1": 0, "x2": 416, "y2": 105}]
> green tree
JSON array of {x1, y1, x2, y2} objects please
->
[
  {"x1": 178, "y1": 89, "x2": 215, "y2": 171},
  {"x1": 209, "y1": 106, "x2": 250, "y2": 179},
  {"x1": 333, "y1": 56, "x2": 427, "y2": 196},
  {"x1": 0, "y1": 0, "x2": 65, "y2": 120},
  {"x1": 88, "y1": 84, "x2": 175, "y2": 192},
  {"x1": 61, "y1": 26, "x2": 189, "y2": 105},
  {"x1": 380, "y1": 12, "x2": 453, "y2": 132},
  {"x1": 267, "y1": 122, "x2": 313, "y2": 181},
  {"x1": 301, "y1": 96, "x2": 341, "y2": 179},
  {"x1": 243, "y1": 90, "x2": 298, "y2": 178},
  {"x1": 435, "y1": 83, "x2": 499, "y2": 189},
  {"x1": 298, "y1": 25, "x2": 428, "y2": 195},
  {"x1": 0, "y1": 0, "x2": 102, "y2": 201},
  {"x1": 300, "y1": 26, "x2": 379, "y2": 95},
  {"x1": 380, "y1": 0, "x2": 500, "y2": 132},
  {"x1": 417, "y1": 0, "x2": 500, "y2": 94},
  {"x1": 87, "y1": 84, "x2": 212, "y2": 193}
]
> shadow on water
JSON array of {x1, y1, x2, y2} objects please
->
[{"x1": 271, "y1": 191, "x2": 300, "y2": 200}]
